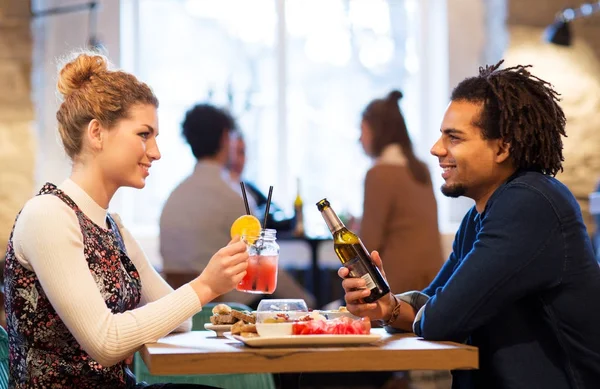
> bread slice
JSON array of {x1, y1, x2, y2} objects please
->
[
  {"x1": 231, "y1": 320, "x2": 245, "y2": 335},
  {"x1": 211, "y1": 314, "x2": 237, "y2": 325},
  {"x1": 240, "y1": 323, "x2": 257, "y2": 333},
  {"x1": 230, "y1": 310, "x2": 256, "y2": 324},
  {"x1": 212, "y1": 304, "x2": 232, "y2": 315}
]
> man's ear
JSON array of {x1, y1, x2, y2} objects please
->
[
  {"x1": 86, "y1": 119, "x2": 103, "y2": 151},
  {"x1": 495, "y1": 139, "x2": 511, "y2": 164}
]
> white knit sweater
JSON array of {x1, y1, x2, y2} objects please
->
[{"x1": 11, "y1": 179, "x2": 201, "y2": 366}]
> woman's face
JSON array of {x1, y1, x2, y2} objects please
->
[
  {"x1": 96, "y1": 103, "x2": 161, "y2": 189},
  {"x1": 360, "y1": 120, "x2": 374, "y2": 157}
]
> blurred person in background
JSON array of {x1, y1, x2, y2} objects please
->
[
  {"x1": 3, "y1": 52, "x2": 247, "y2": 388},
  {"x1": 359, "y1": 90, "x2": 444, "y2": 293},
  {"x1": 160, "y1": 104, "x2": 315, "y2": 308}
]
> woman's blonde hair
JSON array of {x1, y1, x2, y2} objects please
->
[{"x1": 55, "y1": 51, "x2": 158, "y2": 159}]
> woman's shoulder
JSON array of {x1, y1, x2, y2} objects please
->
[{"x1": 17, "y1": 192, "x2": 74, "y2": 223}]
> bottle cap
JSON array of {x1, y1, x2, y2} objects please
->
[{"x1": 316, "y1": 198, "x2": 330, "y2": 211}]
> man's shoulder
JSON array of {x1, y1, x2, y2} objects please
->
[
  {"x1": 505, "y1": 171, "x2": 573, "y2": 203},
  {"x1": 490, "y1": 170, "x2": 578, "y2": 219},
  {"x1": 161, "y1": 174, "x2": 245, "y2": 221}
]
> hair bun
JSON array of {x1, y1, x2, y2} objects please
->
[
  {"x1": 387, "y1": 90, "x2": 403, "y2": 102},
  {"x1": 57, "y1": 53, "x2": 109, "y2": 97}
]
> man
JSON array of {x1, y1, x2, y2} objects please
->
[
  {"x1": 340, "y1": 62, "x2": 600, "y2": 388},
  {"x1": 160, "y1": 104, "x2": 314, "y2": 307}
]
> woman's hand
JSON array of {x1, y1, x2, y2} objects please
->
[
  {"x1": 192, "y1": 237, "x2": 249, "y2": 303},
  {"x1": 338, "y1": 250, "x2": 396, "y2": 321}
]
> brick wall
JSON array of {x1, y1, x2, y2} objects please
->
[
  {"x1": 508, "y1": 0, "x2": 600, "y2": 234},
  {"x1": 0, "y1": 0, "x2": 36, "y2": 328}
]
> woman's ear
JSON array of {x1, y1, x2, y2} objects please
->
[{"x1": 86, "y1": 119, "x2": 103, "y2": 151}]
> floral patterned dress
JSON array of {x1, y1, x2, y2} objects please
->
[{"x1": 3, "y1": 183, "x2": 142, "y2": 388}]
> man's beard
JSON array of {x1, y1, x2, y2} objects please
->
[{"x1": 441, "y1": 183, "x2": 466, "y2": 198}]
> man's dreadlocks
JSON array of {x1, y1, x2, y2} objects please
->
[{"x1": 451, "y1": 60, "x2": 566, "y2": 176}]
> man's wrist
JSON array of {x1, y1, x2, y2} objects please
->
[
  {"x1": 382, "y1": 294, "x2": 401, "y2": 326},
  {"x1": 381, "y1": 293, "x2": 400, "y2": 325}
]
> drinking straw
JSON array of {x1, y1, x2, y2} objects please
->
[
  {"x1": 240, "y1": 182, "x2": 251, "y2": 215},
  {"x1": 263, "y1": 186, "x2": 273, "y2": 230}
]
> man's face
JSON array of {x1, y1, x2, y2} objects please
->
[
  {"x1": 229, "y1": 137, "x2": 246, "y2": 176},
  {"x1": 430, "y1": 100, "x2": 508, "y2": 202}
]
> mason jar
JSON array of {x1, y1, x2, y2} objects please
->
[{"x1": 236, "y1": 229, "x2": 279, "y2": 294}]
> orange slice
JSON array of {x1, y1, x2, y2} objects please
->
[{"x1": 230, "y1": 215, "x2": 261, "y2": 243}]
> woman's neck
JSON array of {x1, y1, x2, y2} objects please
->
[{"x1": 70, "y1": 163, "x2": 115, "y2": 209}]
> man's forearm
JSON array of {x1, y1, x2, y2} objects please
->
[{"x1": 384, "y1": 291, "x2": 428, "y2": 333}]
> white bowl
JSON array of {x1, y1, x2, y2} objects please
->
[
  {"x1": 255, "y1": 322, "x2": 293, "y2": 337},
  {"x1": 319, "y1": 310, "x2": 360, "y2": 320}
]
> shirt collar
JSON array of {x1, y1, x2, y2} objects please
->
[
  {"x1": 58, "y1": 178, "x2": 109, "y2": 229},
  {"x1": 375, "y1": 144, "x2": 407, "y2": 166}
]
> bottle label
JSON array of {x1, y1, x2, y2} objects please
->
[
  {"x1": 360, "y1": 273, "x2": 376, "y2": 290},
  {"x1": 345, "y1": 257, "x2": 376, "y2": 290}
]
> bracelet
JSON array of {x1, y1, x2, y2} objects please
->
[{"x1": 383, "y1": 295, "x2": 402, "y2": 326}]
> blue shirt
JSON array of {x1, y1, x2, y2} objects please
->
[{"x1": 412, "y1": 170, "x2": 600, "y2": 389}]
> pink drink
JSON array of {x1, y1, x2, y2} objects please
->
[{"x1": 237, "y1": 254, "x2": 279, "y2": 294}]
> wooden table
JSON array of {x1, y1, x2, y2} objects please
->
[{"x1": 140, "y1": 329, "x2": 478, "y2": 375}]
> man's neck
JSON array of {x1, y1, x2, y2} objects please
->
[
  {"x1": 198, "y1": 154, "x2": 225, "y2": 166},
  {"x1": 474, "y1": 168, "x2": 518, "y2": 213}
]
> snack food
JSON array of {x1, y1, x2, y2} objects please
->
[
  {"x1": 209, "y1": 304, "x2": 256, "y2": 326},
  {"x1": 231, "y1": 321, "x2": 258, "y2": 335}
]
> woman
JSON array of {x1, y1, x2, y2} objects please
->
[
  {"x1": 3, "y1": 52, "x2": 248, "y2": 388},
  {"x1": 359, "y1": 90, "x2": 443, "y2": 293}
]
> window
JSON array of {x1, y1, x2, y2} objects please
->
[{"x1": 118, "y1": 0, "x2": 447, "y2": 238}]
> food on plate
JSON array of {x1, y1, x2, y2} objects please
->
[
  {"x1": 231, "y1": 321, "x2": 258, "y2": 335},
  {"x1": 212, "y1": 303, "x2": 232, "y2": 315},
  {"x1": 261, "y1": 310, "x2": 326, "y2": 323},
  {"x1": 262, "y1": 313, "x2": 291, "y2": 323},
  {"x1": 209, "y1": 304, "x2": 256, "y2": 326},
  {"x1": 292, "y1": 317, "x2": 371, "y2": 335},
  {"x1": 231, "y1": 309, "x2": 256, "y2": 324}
]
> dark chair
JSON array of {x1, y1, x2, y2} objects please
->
[{"x1": 0, "y1": 326, "x2": 9, "y2": 389}]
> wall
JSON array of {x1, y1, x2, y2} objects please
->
[
  {"x1": 32, "y1": 0, "x2": 121, "y2": 187},
  {"x1": 0, "y1": 0, "x2": 36, "y2": 258},
  {"x1": 508, "y1": 0, "x2": 600, "y2": 234}
]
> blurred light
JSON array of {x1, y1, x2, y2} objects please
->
[
  {"x1": 358, "y1": 36, "x2": 394, "y2": 69},
  {"x1": 581, "y1": 4, "x2": 594, "y2": 15},
  {"x1": 348, "y1": 0, "x2": 390, "y2": 35},
  {"x1": 185, "y1": 0, "x2": 275, "y2": 45},
  {"x1": 563, "y1": 8, "x2": 576, "y2": 20},
  {"x1": 304, "y1": 29, "x2": 351, "y2": 67},
  {"x1": 545, "y1": 2, "x2": 600, "y2": 46}
]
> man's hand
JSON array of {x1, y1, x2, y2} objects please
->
[{"x1": 338, "y1": 250, "x2": 395, "y2": 321}]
